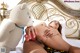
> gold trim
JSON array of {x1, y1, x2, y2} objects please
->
[
  {"x1": 66, "y1": 19, "x2": 79, "y2": 36},
  {"x1": 46, "y1": 2, "x2": 74, "y2": 19},
  {"x1": 47, "y1": 14, "x2": 66, "y2": 21},
  {"x1": 29, "y1": 1, "x2": 79, "y2": 36},
  {"x1": 31, "y1": 3, "x2": 47, "y2": 20},
  {"x1": 50, "y1": 0, "x2": 80, "y2": 17}
]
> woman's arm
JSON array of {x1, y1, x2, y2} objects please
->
[{"x1": 37, "y1": 29, "x2": 70, "y2": 51}]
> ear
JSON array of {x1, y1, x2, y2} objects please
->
[{"x1": 20, "y1": 3, "x2": 27, "y2": 10}]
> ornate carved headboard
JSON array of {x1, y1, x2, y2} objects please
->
[{"x1": 19, "y1": 0, "x2": 80, "y2": 39}]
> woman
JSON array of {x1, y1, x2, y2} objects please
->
[
  {"x1": 44, "y1": 20, "x2": 64, "y2": 53},
  {"x1": 23, "y1": 20, "x2": 70, "y2": 53}
]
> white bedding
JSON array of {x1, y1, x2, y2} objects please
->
[
  {"x1": 62, "y1": 35, "x2": 80, "y2": 48},
  {"x1": 61, "y1": 23, "x2": 80, "y2": 48}
]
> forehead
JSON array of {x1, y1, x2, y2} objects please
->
[{"x1": 50, "y1": 21, "x2": 59, "y2": 24}]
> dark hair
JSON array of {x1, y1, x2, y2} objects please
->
[{"x1": 49, "y1": 20, "x2": 62, "y2": 34}]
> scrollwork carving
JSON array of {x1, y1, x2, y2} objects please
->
[{"x1": 66, "y1": 19, "x2": 79, "y2": 36}]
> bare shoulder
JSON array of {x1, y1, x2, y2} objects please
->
[{"x1": 34, "y1": 22, "x2": 47, "y2": 28}]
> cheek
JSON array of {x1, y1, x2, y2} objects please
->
[
  {"x1": 52, "y1": 24, "x2": 58, "y2": 29},
  {"x1": 52, "y1": 25, "x2": 56, "y2": 28},
  {"x1": 52, "y1": 23, "x2": 56, "y2": 27},
  {"x1": 50, "y1": 23, "x2": 55, "y2": 26},
  {"x1": 56, "y1": 25, "x2": 59, "y2": 29}
]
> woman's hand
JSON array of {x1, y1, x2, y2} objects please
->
[
  {"x1": 36, "y1": 29, "x2": 51, "y2": 43},
  {"x1": 44, "y1": 29, "x2": 61, "y2": 38},
  {"x1": 44, "y1": 29, "x2": 53, "y2": 37},
  {"x1": 25, "y1": 26, "x2": 36, "y2": 41}
]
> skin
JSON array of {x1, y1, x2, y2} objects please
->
[
  {"x1": 23, "y1": 41, "x2": 47, "y2": 53},
  {"x1": 23, "y1": 21, "x2": 71, "y2": 53},
  {"x1": 35, "y1": 22, "x2": 70, "y2": 51},
  {"x1": 49, "y1": 21, "x2": 59, "y2": 29},
  {"x1": 23, "y1": 23, "x2": 48, "y2": 53},
  {"x1": 69, "y1": 46, "x2": 80, "y2": 53},
  {"x1": 48, "y1": 21, "x2": 80, "y2": 53}
]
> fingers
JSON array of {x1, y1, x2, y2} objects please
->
[
  {"x1": 28, "y1": 27, "x2": 32, "y2": 39},
  {"x1": 44, "y1": 29, "x2": 50, "y2": 36},
  {"x1": 30, "y1": 27, "x2": 36, "y2": 40},
  {"x1": 44, "y1": 29, "x2": 53, "y2": 38},
  {"x1": 44, "y1": 29, "x2": 49, "y2": 33},
  {"x1": 25, "y1": 26, "x2": 30, "y2": 35},
  {"x1": 25, "y1": 34, "x2": 29, "y2": 41},
  {"x1": 25, "y1": 26, "x2": 32, "y2": 41},
  {"x1": 25, "y1": 26, "x2": 37, "y2": 41}
]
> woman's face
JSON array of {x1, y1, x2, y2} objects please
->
[{"x1": 49, "y1": 21, "x2": 59, "y2": 29}]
